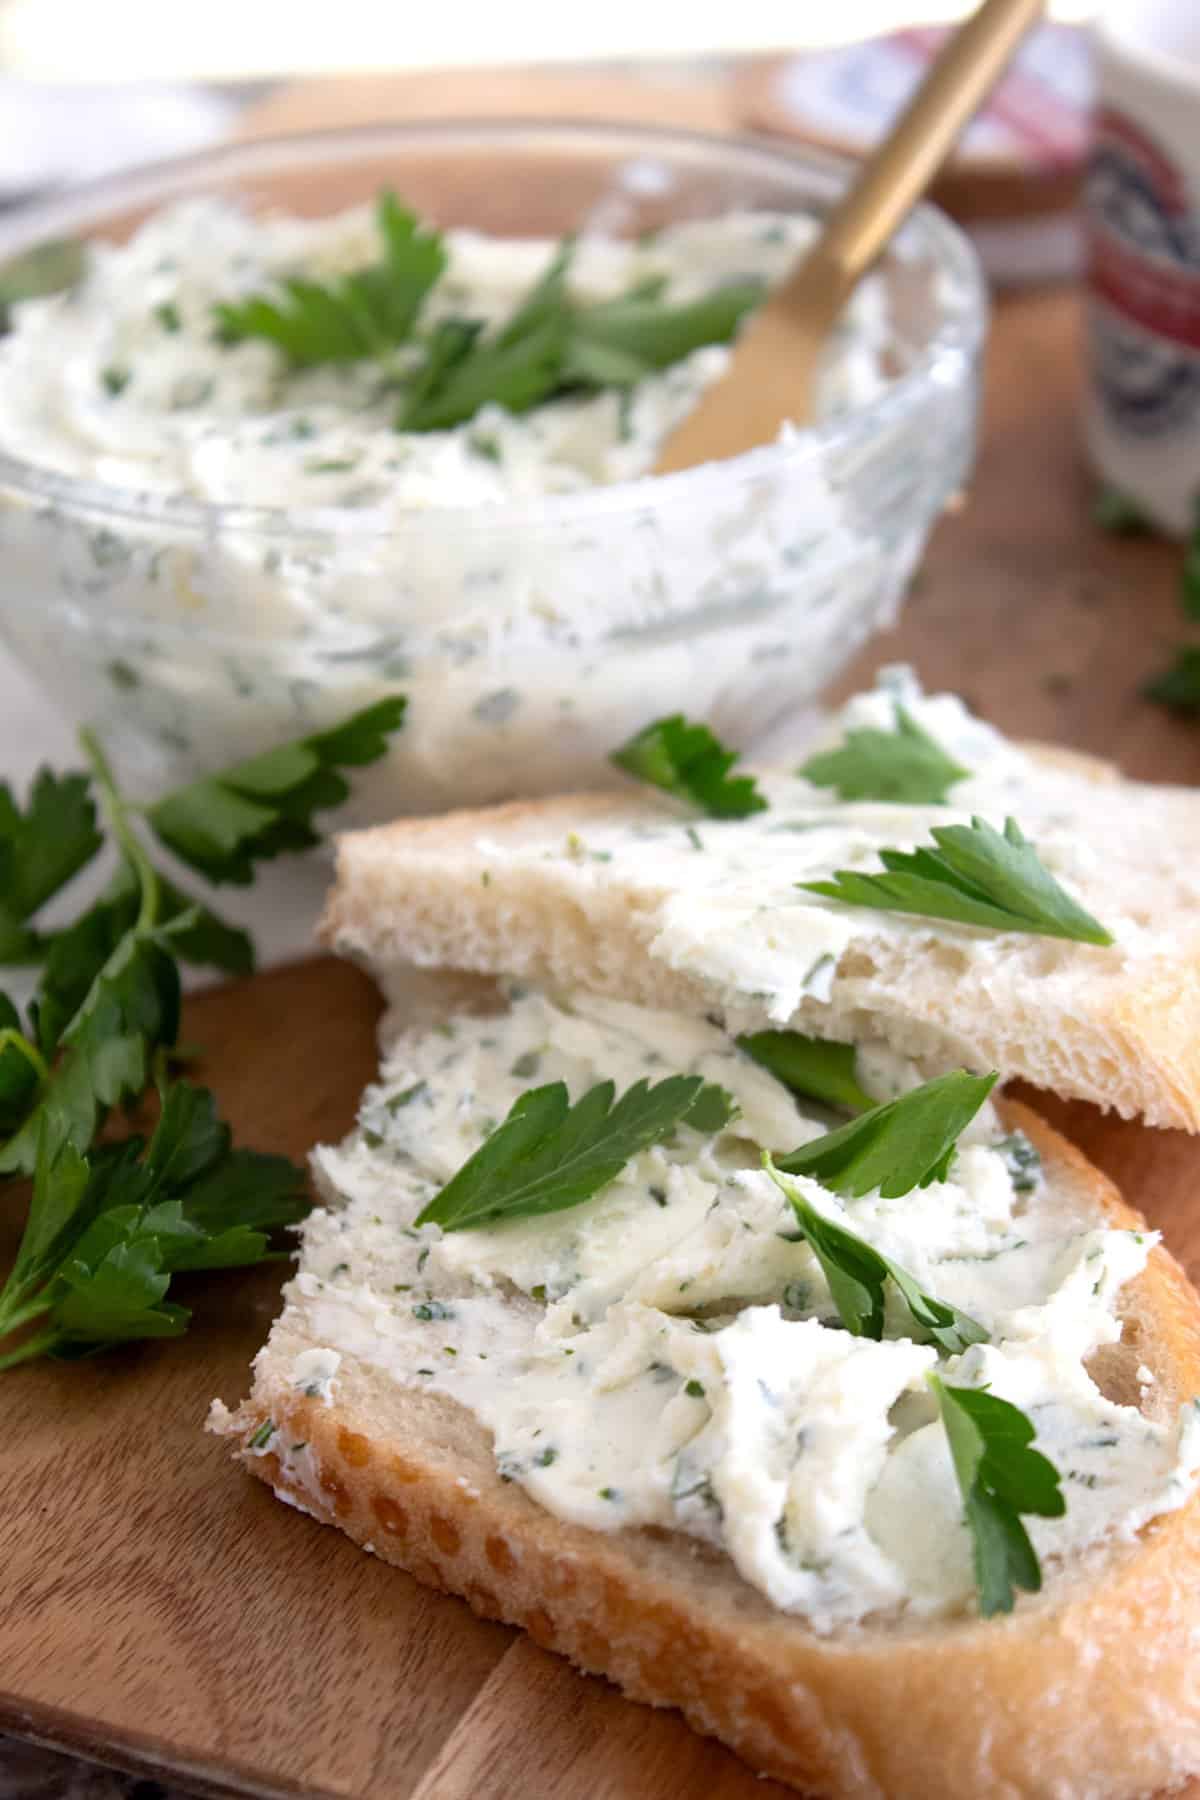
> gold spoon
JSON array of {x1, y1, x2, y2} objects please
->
[{"x1": 655, "y1": 0, "x2": 1045, "y2": 475}]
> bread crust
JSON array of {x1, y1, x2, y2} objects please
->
[{"x1": 214, "y1": 1104, "x2": 1200, "y2": 1799}]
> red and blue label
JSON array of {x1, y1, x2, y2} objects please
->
[{"x1": 1087, "y1": 108, "x2": 1200, "y2": 437}]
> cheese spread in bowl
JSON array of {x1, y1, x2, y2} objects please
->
[{"x1": 0, "y1": 123, "x2": 985, "y2": 818}]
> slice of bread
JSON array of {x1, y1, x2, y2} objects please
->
[
  {"x1": 319, "y1": 751, "x2": 1200, "y2": 1131},
  {"x1": 212, "y1": 1096, "x2": 1200, "y2": 1800}
]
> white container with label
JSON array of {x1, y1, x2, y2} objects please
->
[{"x1": 1085, "y1": 2, "x2": 1200, "y2": 536}]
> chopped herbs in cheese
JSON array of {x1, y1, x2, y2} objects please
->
[
  {"x1": 284, "y1": 985, "x2": 1200, "y2": 1633},
  {"x1": 0, "y1": 201, "x2": 898, "y2": 814},
  {"x1": 462, "y1": 668, "x2": 1187, "y2": 1028}
]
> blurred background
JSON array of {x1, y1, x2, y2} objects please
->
[
  {"x1": 0, "y1": 0, "x2": 1092, "y2": 79},
  {"x1": 0, "y1": 0, "x2": 1096, "y2": 281}
]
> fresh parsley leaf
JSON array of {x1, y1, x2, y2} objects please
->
[
  {"x1": 1091, "y1": 486, "x2": 1151, "y2": 535},
  {"x1": 0, "y1": 931, "x2": 181, "y2": 1176},
  {"x1": 798, "y1": 706, "x2": 968, "y2": 805},
  {"x1": 1145, "y1": 645, "x2": 1200, "y2": 714},
  {"x1": 773, "y1": 1069, "x2": 996, "y2": 1198},
  {"x1": 681, "y1": 1082, "x2": 738, "y2": 1134},
  {"x1": 765, "y1": 1158, "x2": 987, "y2": 1353},
  {"x1": 215, "y1": 197, "x2": 764, "y2": 433},
  {"x1": 0, "y1": 768, "x2": 102, "y2": 962},
  {"x1": 573, "y1": 279, "x2": 764, "y2": 369},
  {"x1": 395, "y1": 239, "x2": 761, "y2": 432},
  {"x1": 417, "y1": 1074, "x2": 734, "y2": 1232},
  {"x1": 611, "y1": 714, "x2": 767, "y2": 819},
  {"x1": 50, "y1": 1227, "x2": 189, "y2": 1352},
  {"x1": 391, "y1": 317, "x2": 482, "y2": 428},
  {"x1": 0, "y1": 1082, "x2": 308, "y2": 1366},
  {"x1": 214, "y1": 192, "x2": 446, "y2": 368},
  {"x1": 494, "y1": 238, "x2": 574, "y2": 350},
  {"x1": 930, "y1": 1375, "x2": 1064, "y2": 1616},
  {"x1": 0, "y1": 993, "x2": 40, "y2": 1135},
  {"x1": 397, "y1": 313, "x2": 568, "y2": 432},
  {"x1": 738, "y1": 1029, "x2": 874, "y2": 1114},
  {"x1": 156, "y1": 876, "x2": 255, "y2": 979},
  {"x1": 560, "y1": 336, "x2": 650, "y2": 389},
  {"x1": 30, "y1": 892, "x2": 132, "y2": 1058},
  {"x1": 27, "y1": 870, "x2": 250, "y2": 1066},
  {"x1": 145, "y1": 697, "x2": 407, "y2": 884},
  {"x1": 803, "y1": 816, "x2": 1113, "y2": 945}
]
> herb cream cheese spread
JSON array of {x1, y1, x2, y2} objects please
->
[
  {"x1": 271, "y1": 985, "x2": 1200, "y2": 1633},
  {"x1": 461, "y1": 669, "x2": 1200, "y2": 1031},
  {"x1": 0, "y1": 201, "x2": 947, "y2": 813}
]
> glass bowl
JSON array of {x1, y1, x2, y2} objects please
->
[{"x1": 0, "y1": 122, "x2": 986, "y2": 823}]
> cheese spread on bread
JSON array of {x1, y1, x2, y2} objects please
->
[
  {"x1": 458, "y1": 668, "x2": 1196, "y2": 1031},
  {"x1": 281, "y1": 987, "x2": 1200, "y2": 1633}
]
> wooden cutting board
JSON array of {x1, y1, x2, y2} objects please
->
[{"x1": 3, "y1": 285, "x2": 1200, "y2": 1799}]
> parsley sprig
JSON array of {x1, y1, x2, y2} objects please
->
[
  {"x1": 803, "y1": 816, "x2": 1113, "y2": 945},
  {"x1": 0, "y1": 769, "x2": 102, "y2": 962},
  {"x1": 215, "y1": 193, "x2": 446, "y2": 368},
  {"x1": 798, "y1": 706, "x2": 968, "y2": 805},
  {"x1": 213, "y1": 194, "x2": 764, "y2": 434},
  {"x1": 765, "y1": 1157, "x2": 987, "y2": 1353},
  {"x1": 145, "y1": 698, "x2": 406, "y2": 884},
  {"x1": 416, "y1": 1075, "x2": 736, "y2": 1233},
  {"x1": 930, "y1": 1375, "x2": 1065, "y2": 1616},
  {"x1": 0, "y1": 700, "x2": 406, "y2": 1365},
  {"x1": 774, "y1": 1069, "x2": 997, "y2": 1199},
  {"x1": 611, "y1": 714, "x2": 767, "y2": 819},
  {"x1": 0, "y1": 1084, "x2": 308, "y2": 1369}
]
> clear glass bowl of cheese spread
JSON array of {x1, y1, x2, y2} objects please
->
[{"x1": 0, "y1": 122, "x2": 985, "y2": 819}]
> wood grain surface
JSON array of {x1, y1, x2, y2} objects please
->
[
  {"x1": 236, "y1": 65, "x2": 740, "y2": 143},
  {"x1": 4, "y1": 204, "x2": 1200, "y2": 1800}
]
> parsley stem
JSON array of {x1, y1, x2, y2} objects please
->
[
  {"x1": 0, "y1": 1323, "x2": 59, "y2": 1371},
  {"x1": 0, "y1": 1291, "x2": 49, "y2": 1336},
  {"x1": 0, "y1": 1027, "x2": 48, "y2": 1087},
  {"x1": 78, "y1": 728, "x2": 161, "y2": 933}
]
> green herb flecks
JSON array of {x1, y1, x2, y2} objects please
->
[{"x1": 993, "y1": 1131, "x2": 1041, "y2": 1194}]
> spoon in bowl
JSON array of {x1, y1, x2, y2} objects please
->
[{"x1": 654, "y1": 0, "x2": 1045, "y2": 475}]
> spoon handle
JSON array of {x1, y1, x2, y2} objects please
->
[{"x1": 789, "y1": 0, "x2": 1046, "y2": 298}]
